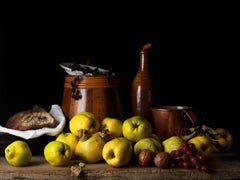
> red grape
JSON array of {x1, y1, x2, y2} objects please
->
[
  {"x1": 178, "y1": 160, "x2": 184, "y2": 168},
  {"x1": 190, "y1": 156, "x2": 199, "y2": 167},
  {"x1": 182, "y1": 143, "x2": 190, "y2": 152},
  {"x1": 183, "y1": 161, "x2": 191, "y2": 169},
  {"x1": 170, "y1": 150, "x2": 178, "y2": 158},
  {"x1": 188, "y1": 143, "x2": 196, "y2": 150},
  {"x1": 186, "y1": 150, "x2": 194, "y2": 156},
  {"x1": 175, "y1": 149, "x2": 183, "y2": 157},
  {"x1": 182, "y1": 154, "x2": 189, "y2": 162},
  {"x1": 197, "y1": 154, "x2": 207, "y2": 164},
  {"x1": 201, "y1": 164, "x2": 210, "y2": 173}
]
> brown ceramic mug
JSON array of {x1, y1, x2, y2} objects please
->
[{"x1": 151, "y1": 106, "x2": 199, "y2": 140}]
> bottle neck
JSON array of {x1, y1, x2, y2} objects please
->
[{"x1": 139, "y1": 49, "x2": 149, "y2": 72}]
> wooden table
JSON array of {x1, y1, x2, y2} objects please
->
[{"x1": 0, "y1": 152, "x2": 240, "y2": 180}]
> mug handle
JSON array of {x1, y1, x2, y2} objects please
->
[{"x1": 182, "y1": 109, "x2": 199, "y2": 127}]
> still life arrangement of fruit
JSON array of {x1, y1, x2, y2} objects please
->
[{"x1": 1, "y1": 109, "x2": 233, "y2": 178}]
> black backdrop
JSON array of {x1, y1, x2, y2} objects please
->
[{"x1": 1, "y1": 2, "x2": 239, "y2": 153}]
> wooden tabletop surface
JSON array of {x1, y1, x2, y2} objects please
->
[{"x1": 0, "y1": 152, "x2": 240, "y2": 180}]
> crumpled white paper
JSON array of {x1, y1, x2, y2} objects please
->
[
  {"x1": 0, "y1": 104, "x2": 66, "y2": 140},
  {"x1": 59, "y1": 62, "x2": 115, "y2": 76}
]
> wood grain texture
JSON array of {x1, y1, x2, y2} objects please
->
[{"x1": 0, "y1": 153, "x2": 240, "y2": 180}]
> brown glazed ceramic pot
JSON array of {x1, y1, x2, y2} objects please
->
[{"x1": 61, "y1": 75, "x2": 124, "y2": 125}]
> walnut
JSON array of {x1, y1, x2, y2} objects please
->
[
  {"x1": 154, "y1": 152, "x2": 172, "y2": 168},
  {"x1": 138, "y1": 149, "x2": 155, "y2": 167}
]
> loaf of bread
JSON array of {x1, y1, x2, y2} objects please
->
[{"x1": 5, "y1": 105, "x2": 57, "y2": 130}]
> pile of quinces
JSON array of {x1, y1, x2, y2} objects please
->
[
  {"x1": 3, "y1": 111, "x2": 233, "y2": 176},
  {"x1": 54, "y1": 112, "x2": 232, "y2": 173}
]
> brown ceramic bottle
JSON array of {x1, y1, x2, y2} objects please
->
[{"x1": 131, "y1": 43, "x2": 153, "y2": 124}]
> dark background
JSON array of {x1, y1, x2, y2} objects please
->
[{"x1": 1, "y1": 2, "x2": 239, "y2": 153}]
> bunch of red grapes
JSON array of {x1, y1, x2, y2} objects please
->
[{"x1": 170, "y1": 142, "x2": 210, "y2": 173}]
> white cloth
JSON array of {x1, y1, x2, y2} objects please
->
[{"x1": 0, "y1": 104, "x2": 66, "y2": 140}]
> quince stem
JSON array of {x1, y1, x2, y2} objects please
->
[
  {"x1": 78, "y1": 129, "x2": 91, "y2": 141},
  {"x1": 97, "y1": 129, "x2": 114, "y2": 142}
]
